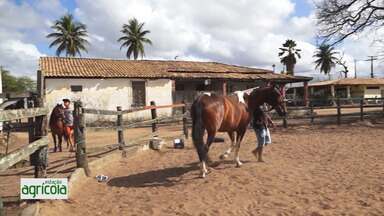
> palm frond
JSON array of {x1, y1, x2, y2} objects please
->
[{"x1": 118, "y1": 17, "x2": 152, "y2": 60}]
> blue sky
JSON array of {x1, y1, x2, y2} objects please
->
[{"x1": 1, "y1": 0, "x2": 382, "y2": 78}]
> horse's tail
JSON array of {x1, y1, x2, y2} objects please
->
[{"x1": 191, "y1": 97, "x2": 207, "y2": 162}]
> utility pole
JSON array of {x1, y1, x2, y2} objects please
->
[
  {"x1": 354, "y1": 59, "x2": 357, "y2": 78},
  {"x1": 365, "y1": 55, "x2": 378, "y2": 78},
  {"x1": 272, "y1": 64, "x2": 276, "y2": 73}
]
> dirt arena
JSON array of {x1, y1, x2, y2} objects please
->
[{"x1": 38, "y1": 122, "x2": 384, "y2": 216}]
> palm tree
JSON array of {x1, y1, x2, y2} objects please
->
[
  {"x1": 47, "y1": 14, "x2": 89, "y2": 57},
  {"x1": 313, "y1": 44, "x2": 338, "y2": 79},
  {"x1": 278, "y1": 39, "x2": 301, "y2": 76},
  {"x1": 118, "y1": 18, "x2": 152, "y2": 60}
]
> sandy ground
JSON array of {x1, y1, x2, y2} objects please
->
[
  {"x1": 38, "y1": 123, "x2": 384, "y2": 216},
  {"x1": 0, "y1": 124, "x2": 185, "y2": 199}
]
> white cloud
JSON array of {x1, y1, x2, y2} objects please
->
[
  {"x1": 0, "y1": 0, "x2": 383, "y2": 79},
  {"x1": 0, "y1": 1, "x2": 46, "y2": 77},
  {"x1": 0, "y1": 39, "x2": 45, "y2": 76}
]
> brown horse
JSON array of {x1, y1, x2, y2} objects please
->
[
  {"x1": 49, "y1": 104, "x2": 66, "y2": 152},
  {"x1": 191, "y1": 86, "x2": 286, "y2": 178}
]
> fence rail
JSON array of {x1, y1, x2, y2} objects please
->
[
  {"x1": 0, "y1": 107, "x2": 48, "y2": 122},
  {"x1": 0, "y1": 97, "x2": 48, "y2": 177},
  {"x1": 83, "y1": 103, "x2": 186, "y2": 115},
  {"x1": 280, "y1": 97, "x2": 384, "y2": 127},
  {"x1": 0, "y1": 136, "x2": 48, "y2": 171},
  {"x1": 73, "y1": 100, "x2": 189, "y2": 177}
]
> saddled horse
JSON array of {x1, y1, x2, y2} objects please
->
[
  {"x1": 191, "y1": 86, "x2": 286, "y2": 178},
  {"x1": 49, "y1": 104, "x2": 75, "y2": 152}
]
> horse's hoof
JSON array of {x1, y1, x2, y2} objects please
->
[
  {"x1": 219, "y1": 154, "x2": 227, "y2": 160},
  {"x1": 236, "y1": 161, "x2": 243, "y2": 168},
  {"x1": 53, "y1": 148, "x2": 57, "y2": 153}
]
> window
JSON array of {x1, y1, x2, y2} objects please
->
[
  {"x1": 175, "y1": 83, "x2": 184, "y2": 91},
  {"x1": 70, "y1": 85, "x2": 83, "y2": 92},
  {"x1": 196, "y1": 84, "x2": 206, "y2": 91},
  {"x1": 132, "y1": 81, "x2": 146, "y2": 106},
  {"x1": 366, "y1": 86, "x2": 379, "y2": 89}
]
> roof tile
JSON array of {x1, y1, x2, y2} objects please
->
[{"x1": 39, "y1": 57, "x2": 309, "y2": 82}]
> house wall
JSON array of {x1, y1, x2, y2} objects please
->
[
  {"x1": 307, "y1": 85, "x2": 384, "y2": 99},
  {"x1": 363, "y1": 85, "x2": 384, "y2": 98},
  {"x1": 350, "y1": 86, "x2": 365, "y2": 98},
  {"x1": 174, "y1": 79, "x2": 263, "y2": 103},
  {"x1": 44, "y1": 78, "x2": 172, "y2": 123},
  {"x1": 0, "y1": 71, "x2": 2, "y2": 130}
]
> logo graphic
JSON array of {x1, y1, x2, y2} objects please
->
[{"x1": 20, "y1": 178, "x2": 68, "y2": 199}]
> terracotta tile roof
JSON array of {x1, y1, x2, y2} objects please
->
[
  {"x1": 309, "y1": 78, "x2": 384, "y2": 87},
  {"x1": 39, "y1": 57, "x2": 311, "y2": 82}
]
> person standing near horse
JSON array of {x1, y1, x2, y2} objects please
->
[
  {"x1": 62, "y1": 99, "x2": 75, "y2": 152},
  {"x1": 252, "y1": 106, "x2": 274, "y2": 162}
]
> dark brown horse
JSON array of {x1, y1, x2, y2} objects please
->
[
  {"x1": 49, "y1": 104, "x2": 65, "y2": 152},
  {"x1": 191, "y1": 86, "x2": 286, "y2": 178}
]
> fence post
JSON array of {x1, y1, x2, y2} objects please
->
[
  {"x1": 150, "y1": 101, "x2": 157, "y2": 135},
  {"x1": 336, "y1": 98, "x2": 341, "y2": 125},
  {"x1": 117, "y1": 106, "x2": 125, "y2": 150},
  {"x1": 310, "y1": 105, "x2": 314, "y2": 124},
  {"x1": 29, "y1": 97, "x2": 48, "y2": 178},
  {"x1": 74, "y1": 101, "x2": 90, "y2": 176},
  {"x1": 182, "y1": 101, "x2": 189, "y2": 139},
  {"x1": 360, "y1": 99, "x2": 364, "y2": 121},
  {"x1": 382, "y1": 98, "x2": 384, "y2": 117},
  {"x1": 0, "y1": 196, "x2": 3, "y2": 216},
  {"x1": 27, "y1": 99, "x2": 35, "y2": 145}
]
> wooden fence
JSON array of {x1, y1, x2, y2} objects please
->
[
  {"x1": 73, "y1": 100, "x2": 189, "y2": 176},
  {"x1": 0, "y1": 97, "x2": 49, "y2": 176},
  {"x1": 280, "y1": 97, "x2": 384, "y2": 127}
]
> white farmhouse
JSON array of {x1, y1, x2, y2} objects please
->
[{"x1": 38, "y1": 57, "x2": 310, "y2": 122}]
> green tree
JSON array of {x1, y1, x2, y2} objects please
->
[
  {"x1": 1, "y1": 67, "x2": 36, "y2": 94},
  {"x1": 278, "y1": 39, "x2": 301, "y2": 76},
  {"x1": 313, "y1": 44, "x2": 338, "y2": 79},
  {"x1": 118, "y1": 18, "x2": 152, "y2": 60},
  {"x1": 47, "y1": 13, "x2": 89, "y2": 57}
]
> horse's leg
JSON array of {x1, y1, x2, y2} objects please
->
[
  {"x1": 219, "y1": 131, "x2": 235, "y2": 159},
  {"x1": 52, "y1": 133, "x2": 57, "y2": 152},
  {"x1": 205, "y1": 130, "x2": 216, "y2": 164},
  {"x1": 234, "y1": 130, "x2": 246, "y2": 167},
  {"x1": 65, "y1": 129, "x2": 69, "y2": 149},
  {"x1": 58, "y1": 135, "x2": 63, "y2": 152}
]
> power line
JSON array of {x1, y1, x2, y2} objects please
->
[{"x1": 364, "y1": 55, "x2": 378, "y2": 78}]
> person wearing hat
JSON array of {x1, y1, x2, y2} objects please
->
[{"x1": 62, "y1": 99, "x2": 75, "y2": 151}]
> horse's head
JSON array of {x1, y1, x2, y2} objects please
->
[
  {"x1": 245, "y1": 86, "x2": 286, "y2": 116},
  {"x1": 52, "y1": 104, "x2": 65, "y2": 119}
]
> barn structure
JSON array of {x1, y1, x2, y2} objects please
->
[
  {"x1": 287, "y1": 78, "x2": 384, "y2": 104},
  {"x1": 37, "y1": 57, "x2": 311, "y2": 122}
]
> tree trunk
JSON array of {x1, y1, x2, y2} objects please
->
[{"x1": 286, "y1": 63, "x2": 295, "y2": 76}]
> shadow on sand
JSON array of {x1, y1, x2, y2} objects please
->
[
  {"x1": 107, "y1": 159, "x2": 253, "y2": 188},
  {"x1": 107, "y1": 162, "x2": 199, "y2": 188}
]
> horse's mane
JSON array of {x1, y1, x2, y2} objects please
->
[
  {"x1": 49, "y1": 104, "x2": 63, "y2": 125},
  {"x1": 250, "y1": 86, "x2": 282, "y2": 97}
]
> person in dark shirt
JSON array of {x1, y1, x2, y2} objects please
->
[{"x1": 252, "y1": 106, "x2": 274, "y2": 162}]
